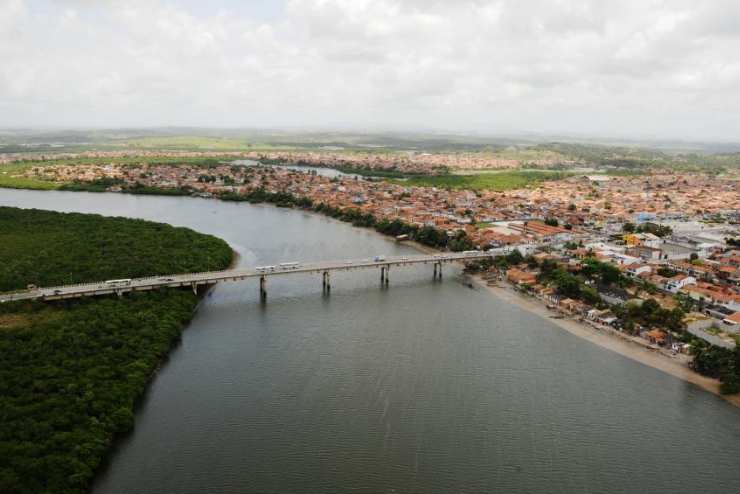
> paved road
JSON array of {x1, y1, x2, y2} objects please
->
[{"x1": 1, "y1": 250, "x2": 511, "y2": 303}]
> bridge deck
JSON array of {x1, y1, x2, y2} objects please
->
[{"x1": 0, "y1": 250, "x2": 509, "y2": 303}]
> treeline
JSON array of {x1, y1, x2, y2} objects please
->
[
  {"x1": 60, "y1": 179, "x2": 192, "y2": 196},
  {"x1": 219, "y1": 188, "x2": 475, "y2": 251},
  {"x1": 0, "y1": 207, "x2": 233, "y2": 493},
  {"x1": 691, "y1": 342, "x2": 740, "y2": 394},
  {"x1": 220, "y1": 188, "x2": 313, "y2": 208},
  {"x1": 313, "y1": 203, "x2": 473, "y2": 251}
]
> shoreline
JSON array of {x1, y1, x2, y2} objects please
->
[{"x1": 467, "y1": 274, "x2": 740, "y2": 408}]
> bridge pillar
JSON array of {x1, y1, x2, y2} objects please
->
[
  {"x1": 191, "y1": 282, "x2": 198, "y2": 295},
  {"x1": 380, "y1": 266, "x2": 390, "y2": 286},
  {"x1": 259, "y1": 276, "x2": 267, "y2": 301},
  {"x1": 434, "y1": 261, "x2": 442, "y2": 281},
  {"x1": 322, "y1": 271, "x2": 331, "y2": 293}
]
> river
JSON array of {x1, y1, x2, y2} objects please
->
[
  {"x1": 233, "y1": 159, "x2": 360, "y2": 178},
  {"x1": 2, "y1": 188, "x2": 740, "y2": 493}
]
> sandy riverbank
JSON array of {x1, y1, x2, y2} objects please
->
[{"x1": 469, "y1": 274, "x2": 740, "y2": 408}]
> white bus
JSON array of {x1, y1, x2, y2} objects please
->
[
  {"x1": 105, "y1": 279, "x2": 132, "y2": 285},
  {"x1": 279, "y1": 262, "x2": 300, "y2": 270}
]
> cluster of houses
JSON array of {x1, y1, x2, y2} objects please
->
[{"x1": 497, "y1": 240, "x2": 740, "y2": 351}]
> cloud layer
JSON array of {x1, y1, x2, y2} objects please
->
[{"x1": 2, "y1": 0, "x2": 739, "y2": 140}]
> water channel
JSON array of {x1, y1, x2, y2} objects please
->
[{"x1": 2, "y1": 188, "x2": 739, "y2": 493}]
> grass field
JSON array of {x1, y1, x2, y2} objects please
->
[
  {"x1": 393, "y1": 170, "x2": 569, "y2": 191},
  {"x1": 0, "y1": 163, "x2": 61, "y2": 190}
]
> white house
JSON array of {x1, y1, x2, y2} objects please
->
[{"x1": 664, "y1": 274, "x2": 696, "y2": 293}]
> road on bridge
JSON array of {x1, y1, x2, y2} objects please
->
[{"x1": 0, "y1": 249, "x2": 512, "y2": 303}]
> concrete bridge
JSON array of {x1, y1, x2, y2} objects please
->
[{"x1": 0, "y1": 250, "x2": 512, "y2": 304}]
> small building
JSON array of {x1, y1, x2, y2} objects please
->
[
  {"x1": 506, "y1": 268, "x2": 537, "y2": 286},
  {"x1": 645, "y1": 329, "x2": 668, "y2": 346},
  {"x1": 664, "y1": 274, "x2": 696, "y2": 293}
]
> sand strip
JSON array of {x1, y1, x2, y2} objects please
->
[{"x1": 469, "y1": 274, "x2": 740, "y2": 408}]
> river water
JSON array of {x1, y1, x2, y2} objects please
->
[
  {"x1": 2, "y1": 189, "x2": 740, "y2": 493},
  {"x1": 233, "y1": 159, "x2": 357, "y2": 178}
]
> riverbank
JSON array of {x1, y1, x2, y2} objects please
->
[{"x1": 468, "y1": 274, "x2": 740, "y2": 408}]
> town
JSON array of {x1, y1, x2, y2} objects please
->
[{"x1": 16, "y1": 158, "x2": 740, "y2": 393}]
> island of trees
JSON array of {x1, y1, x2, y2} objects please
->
[{"x1": 0, "y1": 207, "x2": 233, "y2": 494}]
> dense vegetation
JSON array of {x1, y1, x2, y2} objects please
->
[
  {"x1": 691, "y1": 341, "x2": 740, "y2": 394},
  {"x1": 0, "y1": 207, "x2": 233, "y2": 493},
  {"x1": 0, "y1": 207, "x2": 232, "y2": 292}
]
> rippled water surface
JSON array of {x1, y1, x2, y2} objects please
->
[{"x1": 2, "y1": 189, "x2": 740, "y2": 494}]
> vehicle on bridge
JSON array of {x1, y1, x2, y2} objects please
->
[
  {"x1": 279, "y1": 262, "x2": 300, "y2": 270},
  {"x1": 373, "y1": 256, "x2": 386, "y2": 262},
  {"x1": 104, "y1": 279, "x2": 132, "y2": 286}
]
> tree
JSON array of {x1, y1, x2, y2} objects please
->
[
  {"x1": 622, "y1": 222, "x2": 636, "y2": 233},
  {"x1": 448, "y1": 231, "x2": 474, "y2": 252},
  {"x1": 544, "y1": 217, "x2": 558, "y2": 227},
  {"x1": 504, "y1": 249, "x2": 523, "y2": 266}
]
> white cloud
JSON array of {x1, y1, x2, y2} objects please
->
[{"x1": 0, "y1": 0, "x2": 739, "y2": 140}]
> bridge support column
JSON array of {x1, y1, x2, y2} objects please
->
[
  {"x1": 433, "y1": 261, "x2": 442, "y2": 281},
  {"x1": 322, "y1": 271, "x2": 331, "y2": 293},
  {"x1": 259, "y1": 276, "x2": 267, "y2": 301},
  {"x1": 191, "y1": 282, "x2": 198, "y2": 295},
  {"x1": 380, "y1": 266, "x2": 390, "y2": 286}
]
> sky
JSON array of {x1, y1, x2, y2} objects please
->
[{"x1": 1, "y1": 0, "x2": 740, "y2": 141}]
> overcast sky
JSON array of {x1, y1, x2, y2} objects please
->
[{"x1": 2, "y1": 0, "x2": 739, "y2": 141}]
